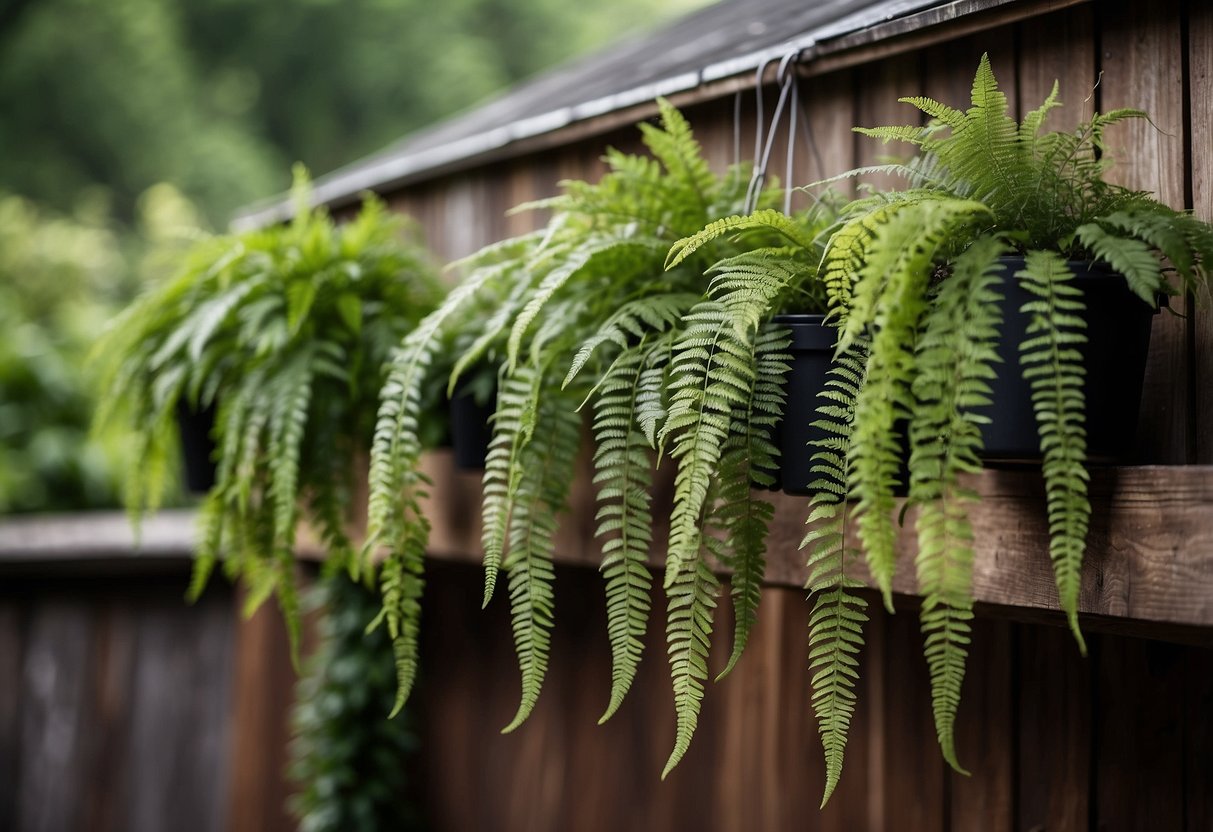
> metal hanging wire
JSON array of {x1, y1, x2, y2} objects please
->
[{"x1": 744, "y1": 48, "x2": 804, "y2": 215}]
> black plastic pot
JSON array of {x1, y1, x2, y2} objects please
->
[
  {"x1": 449, "y1": 381, "x2": 495, "y2": 470},
  {"x1": 766, "y1": 314, "x2": 837, "y2": 495},
  {"x1": 976, "y1": 258, "x2": 1159, "y2": 464},
  {"x1": 175, "y1": 401, "x2": 218, "y2": 494}
]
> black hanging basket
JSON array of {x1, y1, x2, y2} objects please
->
[
  {"x1": 767, "y1": 313, "x2": 837, "y2": 496},
  {"x1": 449, "y1": 381, "x2": 495, "y2": 470},
  {"x1": 977, "y1": 258, "x2": 1159, "y2": 464},
  {"x1": 175, "y1": 401, "x2": 218, "y2": 494}
]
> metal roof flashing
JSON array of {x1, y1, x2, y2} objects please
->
[{"x1": 232, "y1": 0, "x2": 1016, "y2": 230}]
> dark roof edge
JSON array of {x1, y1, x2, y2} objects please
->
[{"x1": 233, "y1": 0, "x2": 1072, "y2": 230}]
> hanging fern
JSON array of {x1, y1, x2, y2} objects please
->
[
  {"x1": 95, "y1": 170, "x2": 443, "y2": 663},
  {"x1": 807, "y1": 53, "x2": 1213, "y2": 791}
]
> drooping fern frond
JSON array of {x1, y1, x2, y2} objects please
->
[
  {"x1": 802, "y1": 345, "x2": 869, "y2": 808},
  {"x1": 1016, "y1": 250, "x2": 1089, "y2": 653},
  {"x1": 500, "y1": 372, "x2": 583, "y2": 732},
  {"x1": 908, "y1": 235, "x2": 1007, "y2": 772},
  {"x1": 661, "y1": 554, "x2": 720, "y2": 779},
  {"x1": 713, "y1": 325, "x2": 789, "y2": 679},
  {"x1": 592, "y1": 343, "x2": 657, "y2": 723},
  {"x1": 481, "y1": 363, "x2": 544, "y2": 608},
  {"x1": 841, "y1": 199, "x2": 992, "y2": 610},
  {"x1": 665, "y1": 208, "x2": 821, "y2": 269}
]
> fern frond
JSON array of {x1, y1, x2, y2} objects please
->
[
  {"x1": 1016, "y1": 251, "x2": 1089, "y2": 653},
  {"x1": 661, "y1": 556, "x2": 719, "y2": 779},
  {"x1": 591, "y1": 345, "x2": 656, "y2": 722},
  {"x1": 908, "y1": 235, "x2": 1006, "y2": 771},
  {"x1": 481, "y1": 365, "x2": 543, "y2": 608},
  {"x1": 714, "y1": 326, "x2": 788, "y2": 679},
  {"x1": 845, "y1": 200, "x2": 992, "y2": 609},
  {"x1": 501, "y1": 379, "x2": 582, "y2": 733},
  {"x1": 665, "y1": 209, "x2": 819, "y2": 269},
  {"x1": 801, "y1": 345, "x2": 868, "y2": 807},
  {"x1": 563, "y1": 292, "x2": 698, "y2": 389},
  {"x1": 1075, "y1": 222, "x2": 1164, "y2": 304}
]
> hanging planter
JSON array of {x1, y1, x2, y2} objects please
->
[
  {"x1": 174, "y1": 401, "x2": 217, "y2": 494},
  {"x1": 765, "y1": 313, "x2": 835, "y2": 495},
  {"x1": 448, "y1": 378, "x2": 495, "y2": 470},
  {"x1": 978, "y1": 258, "x2": 1159, "y2": 464}
]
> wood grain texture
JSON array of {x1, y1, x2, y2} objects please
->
[
  {"x1": 1015, "y1": 4, "x2": 1097, "y2": 131},
  {"x1": 416, "y1": 451, "x2": 1213, "y2": 635},
  {"x1": 224, "y1": 585, "x2": 303, "y2": 832},
  {"x1": 1016, "y1": 622, "x2": 1092, "y2": 830},
  {"x1": 854, "y1": 51, "x2": 924, "y2": 193},
  {"x1": 799, "y1": 68, "x2": 857, "y2": 198},
  {"x1": 949, "y1": 619, "x2": 1015, "y2": 831},
  {"x1": 1099, "y1": 0, "x2": 1191, "y2": 463},
  {"x1": 1093, "y1": 636, "x2": 1187, "y2": 831},
  {"x1": 1189, "y1": 2, "x2": 1213, "y2": 465}
]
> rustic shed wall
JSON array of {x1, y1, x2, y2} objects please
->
[{"x1": 378, "y1": 3, "x2": 1213, "y2": 830}]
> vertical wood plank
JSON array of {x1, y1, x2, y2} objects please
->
[
  {"x1": 881, "y1": 608, "x2": 947, "y2": 832},
  {"x1": 82, "y1": 599, "x2": 136, "y2": 832},
  {"x1": 854, "y1": 53, "x2": 924, "y2": 194},
  {"x1": 923, "y1": 30, "x2": 1019, "y2": 120},
  {"x1": 1188, "y1": 0, "x2": 1213, "y2": 464},
  {"x1": 1016, "y1": 623, "x2": 1092, "y2": 830},
  {"x1": 1184, "y1": 643, "x2": 1213, "y2": 831},
  {"x1": 1093, "y1": 637, "x2": 1186, "y2": 831},
  {"x1": 0, "y1": 603, "x2": 25, "y2": 830},
  {"x1": 800, "y1": 68, "x2": 857, "y2": 199},
  {"x1": 1100, "y1": 0, "x2": 1191, "y2": 463},
  {"x1": 1015, "y1": 5, "x2": 1097, "y2": 130},
  {"x1": 128, "y1": 587, "x2": 235, "y2": 832},
  {"x1": 949, "y1": 619, "x2": 1015, "y2": 832},
  {"x1": 225, "y1": 590, "x2": 300, "y2": 832},
  {"x1": 16, "y1": 600, "x2": 94, "y2": 832}
]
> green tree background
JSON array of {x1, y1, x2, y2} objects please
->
[
  {"x1": 0, "y1": 0, "x2": 701, "y2": 226},
  {"x1": 0, "y1": 0, "x2": 702, "y2": 512}
]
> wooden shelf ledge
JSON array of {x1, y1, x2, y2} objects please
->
[
  {"x1": 417, "y1": 452, "x2": 1213, "y2": 640},
  {"x1": 2, "y1": 459, "x2": 1208, "y2": 640}
]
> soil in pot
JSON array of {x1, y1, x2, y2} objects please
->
[
  {"x1": 175, "y1": 401, "x2": 218, "y2": 494},
  {"x1": 977, "y1": 258, "x2": 1159, "y2": 464},
  {"x1": 449, "y1": 380, "x2": 495, "y2": 470}
]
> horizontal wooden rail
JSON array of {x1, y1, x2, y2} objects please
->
[
  {"x1": 416, "y1": 452, "x2": 1213, "y2": 640},
  {"x1": 3, "y1": 459, "x2": 1210, "y2": 640}
]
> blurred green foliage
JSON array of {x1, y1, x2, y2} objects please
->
[
  {"x1": 0, "y1": 0, "x2": 703, "y2": 226},
  {"x1": 288, "y1": 575, "x2": 422, "y2": 832},
  {"x1": 0, "y1": 195, "x2": 125, "y2": 511}
]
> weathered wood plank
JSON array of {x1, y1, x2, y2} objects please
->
[
  {"x1": 799, "y1": 68, "x2": 857, "y2": 198},
  {"x1": 1184, "y1": 642, "x2": 1213, "y2": 831},
  {"x1": 949, "y1": 619, "x2": 1015, "y2": 831},
  {"x1": 880, "y1": 611, "x2": 947, "y2": 832},
  {"x1": 15, "y1": 600, "x2": 94, "y2": 832},
  {"x1": 1015, "y1": 4, "x2": 1096, "y2": 131},
  {"x1": 1093, "y1": 636, "x2": 1187, "y2": 831},
  {"x1": 416, "y1": 454, "x2": 1213, "y2": 635},
  {"x1": 1099, "y1": 0, "x2": 1191, "y2": 463},
  {"x1": 0, "y1": 603, "x2": 25, "y2": 830},
  {"x1": 1016, "y1": 623, "x2": 1092, "y2": 830},
  {"x1": 854, "y1": 52, "x2": 924, "y2": 193},
  {"x1": 1189, "y1": 2, "x2": 1213, "y2": 465},
  {"x1": 225, "y1": 587, "x2": 303, "y2": 832},
  {"x1": 127, "y1": 587, "x2": 235, "y2": 832}
]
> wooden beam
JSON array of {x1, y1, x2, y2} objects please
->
[{"x1": 416, "y1": 452, "x2": 1213, "y2": 639}]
